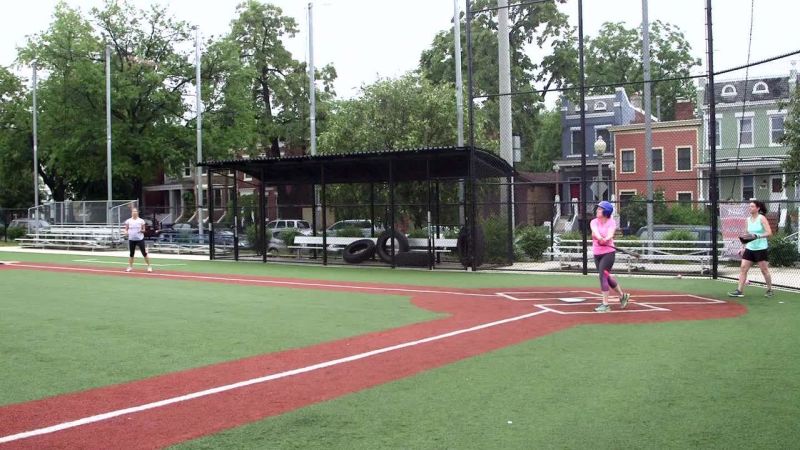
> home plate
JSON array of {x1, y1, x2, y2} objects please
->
[{"x1": 559, "y1": 297, "x2": 587, "y2": 303}]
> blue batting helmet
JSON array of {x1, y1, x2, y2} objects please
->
[{"x1": 597, "y1": 201, "x2": 614, "y2": 218}]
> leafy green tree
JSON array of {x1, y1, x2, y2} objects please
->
[
  {"x1": 17, "y1": 1, "x2": 196, "y2": 201},
  {"x1": 0, "y1": 66, "x2": 35, "y2": 208},
  {"x1": 522, "y1": 108, "x2": 561, "y2": 173},
  {"x1": 584, "y1": 21, "x2": 701, "y2": 120},
  {"x1": 419, "y1": 0, "x2": 573, "y2": 169},
  {"x1": 220, "y1": 1, "x2": 336, "y2": 158},
  {"x1": 318, "y1": 74, "x2": 486, "y2": 227},
  {"x1": 783, "y1": 87, "x2": 800, "y2": 185}
]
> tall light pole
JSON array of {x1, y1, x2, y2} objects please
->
[
  {"x1": 642, "y1": 0, "x2": 654, "y2": 241},
  {"x1": 594, "y1": 135, "x2": 607, "y2": 201},
  {"x1": 106, "y1": 45, "x2": 113, "y2": 219},
  {"x1": 307, "y1": 2, "x2": 317, "y2": 156},
  {"x1": 454, "y1": 0, "x2": 466, "y2": 225},
  {"x1": 32, "y1": 60, "x2": 39, "y2": 212},
  {"x1": 195, "y1": 26, "x2": 204, "y2": 236}
]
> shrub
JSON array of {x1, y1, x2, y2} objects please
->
[
  {"x1": 481, "y1": 216, "x2": 512, "y2": 264},
  {"x1": 407, "y1": 228, "x2": 428, "y2": 238},
  {"x1": 516, "y1": 226, "x2": 550, "y2": 260},
  {"x1": 663, "y1": 229, "x2": 695, "y2": 254},
  {"x1": 8, "y1": 226, "x2": 28, "y2": 240},
  {"x1": 615, "y1": 235, "x2": 643, "y2": 248},
  {"x1": 335, "y1": 226, "x2": 365, "y2": 238},
  {"x1": 769, "y1": 232, "x2": 800, "y2": 267},
  {"x1": 657, "y1": 204, "x2": 709, "y2": 225},
  {"x1": 245, "y1": 225, "x2": 271, "y2": 251},
  {"x1": 279, "y1": 229, "x2": 300, "y2": 246}
]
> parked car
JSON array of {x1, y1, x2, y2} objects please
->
[
  {"x1": 9, "y1": 218, "x2": 50, "y2": 233},
  {"x1": 266, "y1": 219, "x2": 313, "y2": 239},
  {"x1": 215, "y1": 230, "x2": 250, "y2": 248},
  {"x1": 325, "y1": 219, "x2": 383, "y2": 237}
]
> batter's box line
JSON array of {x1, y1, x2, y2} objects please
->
[
  {"x1": 535, "y1": 302, "x2": 671, "y2": 315},
  {"x1": 497, "y1": 290, "x2": 603, "y2": 301}
]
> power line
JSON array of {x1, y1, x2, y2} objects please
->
[{"x1": 473, "y1": 48, "x2": 800, "y2": 101}]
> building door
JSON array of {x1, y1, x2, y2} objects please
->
[
  {"x1": 569, "y1": 183, "x2": 581, "y2": 201},
  {"x1": 770, "y1": 175, "x2": 784, "y2": 213}
]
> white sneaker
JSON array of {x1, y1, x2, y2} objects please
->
[
  {"x1": 147, "y1": 266, "x2": 153, "y2": 273},
  {"x1": 125, "y1": 266, "x2": 132, "y2": 272}
]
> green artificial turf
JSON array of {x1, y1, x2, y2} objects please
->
[
  {"x1": 176, "y1": 284, "x2": 800, "y2": 449},
  {"x1": 3, "y1": 250, "x2": 798, "y2": 448},
  {"x1": 0, "y1": 270, "x2": 438, "y2": 406}
]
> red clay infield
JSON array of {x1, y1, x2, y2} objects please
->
[{"x1": 0, "y1": 262, "x2": 746, "y2": 449}]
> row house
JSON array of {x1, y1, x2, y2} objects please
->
[
  {"x1": 554, "y1": 88, "x2": 654, "y2": 214},
  {"x1": 697, "y1": 65, "x2": 799, "y2": 226},
  {"x1": 609, "y1": 99, "x2": 701, "y2": 229}
]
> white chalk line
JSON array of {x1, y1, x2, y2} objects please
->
[
  {"x1": 72, "y1": 259, "x2": 187, "y2": 267},
  {"x1": 6, "y1": 263, "x2": 497, "y2": 298},
  {"x1": 0, "y1": 309, "x2": 549, "y2": 444}
]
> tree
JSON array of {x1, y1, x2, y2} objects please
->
[
  {"x1": 419, "y1": 0, "x2": 573, "y2": 170},
  {"x1": 783, "y1": 87, "x2": 800, "y2": 186},
  {"x1": 0, "y1": 66, "x2": 35, "y2": 208},
  {"x1": 521, "y1": 107, "x2": 561, "y2": 173},
  {"x1": 218, "y1": 1, "x2": 336, "y2": 158},
  {"x1": 318, "y1": 74, "x2": 488, "y2": 227},
  {"x1": 17, "y1": 0, "x2": 197, "y2": 201},
  {"x1": 585, "y1": 21, "x2": 701, "y2": 120}
]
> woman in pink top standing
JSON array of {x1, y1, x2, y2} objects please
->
[{"x1": 590, "y1": 201, "x2": 630, "y2": 312}]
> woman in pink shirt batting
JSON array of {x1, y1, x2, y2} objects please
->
[{"x1": 590, "y1": 201, "x2": 630, "y2": 312}]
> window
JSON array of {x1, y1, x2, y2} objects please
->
[
  {"x1": 677, "y1": 147, "x2": 692, "y2": 171},
  {"x1": 594, "y1": 101, "x2": 607, "y2": 111},
  {"x1": 772, "y1": 178, "x2": 783, "y2": 194},
  {"x1": 243, "y1": 172, "x2": 252, "y2": 182},
  {"x1": 738, "y1": 118, "x2": 753, "y2": 146},
  {"x1": 770, "y1": 115, "x2": 785, "y2": 145},
  {"x1": 621, "y1": 150, "x2": 635, "y2": 173},
  {"x1": 752, "y1": 81, "x2": 769, "y2": 95},
  {"x1": 721, "y1": 84, "x2": 737, "y2": 97},
  {"x1": 595, "y1": 128, "x2": 611, "y2": 152},
  {"x1": 619, "y1": 191, "x2": 637, "y2": 207},
  {"x1": 571, "y1": 130, "x2": 583, "y2": 155},
  {"x1": 652, "y1": 148, "x2": 663, "y2": 172},
  {"x1": 213, "y1": 189, "x2": 222, "y2": 206},
  {"x1": 183, "y1": 163, "x2": 192, "y2": 178},
  {"x1": 705, "y1": 118, "x2": 721, "y2": 148},
  {"x1": 677, "y1": 192, "x2": 693, "y2": 205},
  {"x1": 742, "y1": 174, "x2": 754, "y2": 201}
]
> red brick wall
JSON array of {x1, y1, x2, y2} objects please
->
[{"x1": 613, "y1": 126, "x2": 700, "y2": 203}]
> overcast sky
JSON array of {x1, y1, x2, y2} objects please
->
[{"x1": 3, "y1": 0, "x2": 798, "y2": 100}]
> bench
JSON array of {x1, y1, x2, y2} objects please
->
[
  {"x1": 288, "y1": 236, "x2": 458, "y2": 259},
  {"x1": 549, "y1": 239, "x2": 721, "y2": 274},
  {"x1": 15, "y1": 238, "x2": 112, "y2": 251}
]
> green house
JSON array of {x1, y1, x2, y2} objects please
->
[{"x1": 697, "y1": 66, "x2": 799, "y2": 227}]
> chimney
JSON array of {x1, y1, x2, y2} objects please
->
[
  {"x1": 674, "y1": 99, "x2": 696, "y2": 121},
  {"x1": 629, "y1": 94, "x2": 643, "y2": 110}
]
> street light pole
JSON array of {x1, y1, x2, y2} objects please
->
[{"x1": 594, "y1": 135, "x2": 607, "y2": 202}]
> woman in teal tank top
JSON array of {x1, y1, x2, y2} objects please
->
[{"x1": 728, "y1": 200, "x2": 773, "y2": 298}]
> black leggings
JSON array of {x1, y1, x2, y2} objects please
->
[
  {"x1": 594, "y1": 252, "x2": 618, "y2": 292},
  {"x1": 129, "y1": 240, "x2": 147, "y2": 258}
]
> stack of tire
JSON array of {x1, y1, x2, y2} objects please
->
[
  {"x1": 343, "y1": 226, "x2": 485, "y2": 268},
  {"x1": 341, "y1": 230, "x2": 430, "y2": 267}
]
